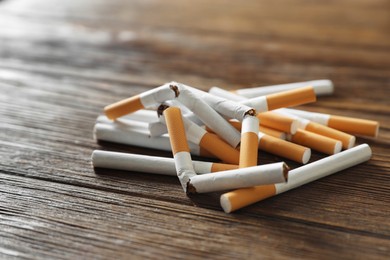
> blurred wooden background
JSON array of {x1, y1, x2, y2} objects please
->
[{"x1": 0, "y1": 0, "x2": 389, "y2": 258}]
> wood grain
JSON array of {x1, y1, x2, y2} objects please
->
[{"x1": 0, "y1": 0, "x2": 389, "y2": 258}]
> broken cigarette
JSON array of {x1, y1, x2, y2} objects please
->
[
  {"x1": 93, "y1": 120, "x2": 212, "y2": 158},
  {"x1": 104, "y1": 83, "x2": 177, "y2": 120},
  {"x1": 284, "y1": 109, "x2": 379, "y2": 137},
  {"x1": 257, "y1": 112, "x2": 298, "y2": 134},
  {"x1": 287, "y1": 129, "x2": 342, "y2": 155},
  {"x1": 185, "y1": 85, "x2": 255, "y2": 121},
  {"x1": 163, "y1": 106, "x2": 197, "y2": 192},
  {"x1": 187, "y1": 162, "x2": 289, "y2": 194},
  {"x1": 220, "y1": 143, "x2": 372, "y2": 213},
  {"x1": 239, "y1": 113, "x2": 259, "y2": 168},
  {"x1": 258, "y1": 132, "x2": 311, "y2": 164},
  {"x1": 92, "y1": 150, "x2": 238, "y2": 175},
  {"x1": 231, "y1": 79, "x2": 334, "y2": 97},
  {"x1": 175, "y1": 83, "x2": 241, "y2": 147},
  {"x1": 158, "y1": 104, "x2": 240, "y2": 164},
  {"x1": 275, "y1": 109, "x2": 356, "y2": 149}
]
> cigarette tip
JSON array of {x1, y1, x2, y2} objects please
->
[
  {"x1": 302, "y1": 149, "x2": 311, "y2": 164},
  {"x1": 169, "y1": 83, "x2": 180, "y2": 97},
  {"x1": 186, "y1": 181, "x2": 197, "y2": 195},
  {"x1": 220, "y1": 194, "x2": 232, "y2": 213},
  {"x1": 283, "y1": 162, "x2": 290, "y2": 182},
  {"x1": 157, "y1": 103, "x2": 170, "y2": 117},
  {"x1": 334, "y1": 141, "x2": 342, "y2": 154},
  {"x1": 348, "y1": 136, "x2": 356, "y2": 149}
]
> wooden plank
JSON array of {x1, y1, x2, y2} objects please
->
[{"x1": 0, "y1": 0, "x2": 389, "y2": 258}]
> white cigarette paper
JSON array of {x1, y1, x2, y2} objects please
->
[
  {"x1": 274, "y1": 144, "x2": 372, "y2": 194},
  {"x1": 186, "y1": 85, "x2": 255, "y2": 121},
  {"x1": 187, "y1": 162, "x2": 288, "y2": 194},
  {"x1": 92, "y1": 150, "x2": 230, "y2": 175},
  {"x1": 93, "y1": 121, "x2": 204, "y2": 156},
  {"x1": 234, "y1": 79, "x2": 334, "y2": 97},
  {"x1": 209, "y1": 86, "x2": 247, "y2": 102},
  {"x1": 175, "y1": 83, "x2": 241, "y2": 147}
]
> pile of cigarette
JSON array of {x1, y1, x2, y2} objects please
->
[{"x1": 92, "y1": 80, "x2": 379, "y2": 213}]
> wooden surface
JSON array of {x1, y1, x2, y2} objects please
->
[{"x1": 0, "y1": 0, "x2": 389, "y2": 258}]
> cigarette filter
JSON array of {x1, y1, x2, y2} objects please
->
[
  {"x1": 241, "y1": 86, "x2": 316, "y2": 112},
  {"x1": 158, "y1": 105, "x2": 240, "y2": 164},
  {"x1": 239, "y1": 114, "x2": 259, "y2": 168},
  {"x1": 175, "y1": 84, "x2": 241, "y2": 147},
  {"x1": 104, "y1": 83, "x2": 177, "y2": 120},
  {"x1": 305, "y1": 122, "x2": 355, "y2": 150},
  {"x1": 257, "y1": 112, "x2": 298, "y2": 134},
  {"x1": 92, "y1": 150, "x2": 238, "y2": 175},
  {"x1": 220, "y1": 143, "x2": 371, "y2": 213},
  {"x1": 275, "y1": 109, "x2": 356, "y2": 149},
  {"x1": 163, "y1": 106, "x2": 197, "y2": 192},
  {"x1": 188, "y1": 162, "x2": 289, "y2": 194},
  {"x1": 93, "y1": 122, "x2": 211, "y2": 157},
  {"x1": 285, "y1": 109, "x2": 379, "y2": 137},
  {"x1": 229, "y1": 120, "x2": 286, "y2": 140},
  {"x1": 258, "y1": 133, "x2": 311, "y2": 164},
  {"x1": 287, "y1": 129, "x2": 342, "y2": 155},
  {"x1": 233, "y1": 79, "x2": 334, "y2": 97}
]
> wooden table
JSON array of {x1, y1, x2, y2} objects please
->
[{"x1": 1, "y1": 0, "x2": 389, "y2": 258}]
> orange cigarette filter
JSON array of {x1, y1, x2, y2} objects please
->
[
  {"x1": 239, "y1": 115, "x2": 259, "y2": 168},
  {"x1": 259, "y1": 134, "x2": 311, "y2": 164},
  {"x1": 265, "y1": 86, "x2": 316, "y2": 110},
  {"x1": 104, "y1": 95, "x2": 143, "y2": 120},
  {"x1": 211, "y1": 163, "x2": 239, "y2": 172},
  {"x1": 199, "y1": 132, "x2": 240, "y2": 165},
  {"x1": 258, "y1": 112, "x2": 298, "y2": 134},
  {"x1": 305, "y1": 121, "x2": 355, "y2": 149},
  {"x1": 328, "y1": 115, "x2": 379, "y2": 137},
  {"x1": 220, "y1": 185, "x2": 276, "y2": 213},
  {"x1": 163, "y1": 107, "x2": 190, "y2": 154},
  {"x1": 259, "y1": 126, "x2": 286, "y2": 139},
  {"x1": 289, "y1": 129, "x2": 342, "y2": 155}
]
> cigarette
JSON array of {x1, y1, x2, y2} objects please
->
[
  {"x1": 258, "y1": 132, "x2": 311, "y2": 164},
  {"x1": 175, "y1": 83, "x2": 241, "y2": 147},
  {"x1": 239, "y1": 114, "x2": 259, "y2": 168},
  {"x1": 104, "y1": 83, "x2": 177, "y2": 120},
  {"x1": 187, "y1": 162, "x2": 289, "y2": 194},
  {"x1": 284, "y1": 109, "x2": 379, "y2": 137},
  {"x1": 275, "y1": 109, "x2": 356, "y2": 149},
  {"x1": 257, "y1": 112, "x2": 298, "y2": 134},
  {"x1": 287, "y1": 129, "x2": 342, "y2": 155},
  {"x1": 259, "y1": 126, "x2": 286, "y2": 140},
  {"x1": 93, "y1": 121, "x2": 211, "y2": 157},
  {"x1": 96, "y1": 115, "x2": 150, "y2": 129},
  {"x1": 186, "y1": 85, "x2": 255, "y2": 121},
  {"x1": 241, "y1": 86, "x2": 316, "y2": 112},
  {"x1": 209, "y1": 86, "x2": 247, "y2": 102},
  {"x1": 232, "y1": 79, "x2": 334, "y2": 97},
  {"x1": 158, "y1": 104, "x2": 240, "y2": 164},
  {"x1": 120, "y1": 109, "x2": 159, "y2": 123},
  {"x1": 163, "y1": 106, "x2": 197, "y2": 192},
  {"x1": 228, "y1": 120, "x2": 286, "y2": 140},
  {"x1": 92, "y1": 150, "x2": 238, "y2": 175},
  {"x1": 220, "y1": 143, "x2": 371, "y2": 213}
]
